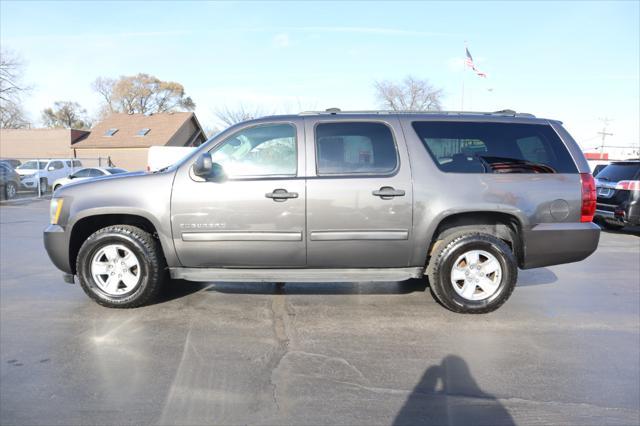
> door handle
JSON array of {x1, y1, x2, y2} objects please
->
[
  {"x1": 266, "y1": 188, "x2": 299, "y2": 202},
  {"x1": 372, "y1": 186, "x2": 405, "y2": 200}
]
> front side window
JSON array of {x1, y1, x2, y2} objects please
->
[
  {"x1": 72, "y1": 169, "x2": 92, "y2": 178},
  {"x1": 209, "y1": 124, "x2": 297, "y2": 177},
  {"x1": 315, "y1": 122, "x2": 398, "y2": 175},
  {"x1": 49, "y1": 161, "x2": 64, "y2": 170},
  {"x1": 412, "y1": 121, "x2": 578, "y2": 174},
  {"x1": 88, "y1": 169, "x2": 105, "y2": 177}
]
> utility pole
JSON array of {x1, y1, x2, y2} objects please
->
[{"x1": 597, "y1": 118, "x2": 613, "y2": 160}]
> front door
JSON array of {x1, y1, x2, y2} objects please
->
[
  {"x1": 171, "y1": 121, "x2": 306, "y2": 267},
  {"x1": 304, "y1": 118, "x2": 414, "y2": 268}
]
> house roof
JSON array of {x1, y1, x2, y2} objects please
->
[{"x1": 74, "y1": 112, "x2": 202, "y2": 149}]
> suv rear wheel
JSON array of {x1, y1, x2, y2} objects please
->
[
  {"x1": 76, "y1": 225, "x2": 165, "y2": 308},
  {"x1": 427, "y1": 231, "x2": 517, "y2": 314}
]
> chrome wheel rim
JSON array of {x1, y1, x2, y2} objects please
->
[
  {"x1": 90, "y1": 244, "x2": 141, "y2": 295},
  {"x1": 6, "y1": 183, "x2": 16, "y2": 199},
  {"x1": 450, "y1": 250, "x2": 502, "y2": 301}
]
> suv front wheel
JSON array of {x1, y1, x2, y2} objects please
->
[
  {"x1": 427, "y1": 232, "x2": 517, "y2": 314},
  {"x1": 76, "y1": 225, "x2": 165, "y2": 308}
]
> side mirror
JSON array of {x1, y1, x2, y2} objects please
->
[
  {"x1": 193, "y1": 153, "x2": 213, "y2": 178},
  {"x1": 68, "y1": 174, "x2": 76, "y2": 179},
  {"x1": 47, "y1": 166, "x2": 55, "y2": 171}
]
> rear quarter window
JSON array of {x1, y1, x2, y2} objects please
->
[{"x1": 412, "y1": 121, "x2": 578, "y2": 174}]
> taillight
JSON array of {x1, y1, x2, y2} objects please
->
[
  {"x1": 615, "y1": 180, "x2": 640, "y2": 191},
  {"x1": 580, "y1": 173, "x2": 596, "y2": 222}
]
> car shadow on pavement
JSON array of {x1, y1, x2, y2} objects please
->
[
  {"x1": 157, "y1": 279, "x2": 211, "y2": 303},
  {"x1": 205, "y1": 278, "x2": 428, "y2": 296},
  {"x1": 393, "y1": 355, "x2": 515, "y2": 426},
  {"x1": 516, "y1": 267, "x2": 558, "y2": 287}
]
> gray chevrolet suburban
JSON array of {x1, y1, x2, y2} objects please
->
[{"x1": 44, "y1": 110, "x2": 600, "y2": 313}]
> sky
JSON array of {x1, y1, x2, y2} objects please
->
[{"x1": 1, "y1": 0, "x2": 638, "y2": 151}]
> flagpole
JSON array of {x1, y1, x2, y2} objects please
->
[{"x1": 461, "y1": 42, "x2": 466, "y2": 110}]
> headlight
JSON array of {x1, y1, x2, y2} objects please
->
[
  {"x1": 50, "y1": 198, "x2": 64, "y2": 225},
  {"x1": 21, "y1": 173, "x2": 35, "y2": 180}
]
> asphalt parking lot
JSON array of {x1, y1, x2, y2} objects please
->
[{"x1": 0, "y1": 199, "x2": 638, "y2": 426}]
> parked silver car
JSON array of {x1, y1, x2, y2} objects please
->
[{"x1": 43, "y1": 110, "x2": 600, "y2": 313}]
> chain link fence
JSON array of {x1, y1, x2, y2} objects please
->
[{"x1": 1, "y1": 157, "x2": 111, "y2": 201}]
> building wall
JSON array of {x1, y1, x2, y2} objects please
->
[
  {"x1": 73, "y1": 148, "x2": 150, "y2": 171},
  {"x1": 0, "y1": 129, "x2": 78, "y2": 159},
  {"x1": 167, "y1": 119, "x2": 199, "y2": 147}
]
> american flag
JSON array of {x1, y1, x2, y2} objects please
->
[{"x1": 465, "y1": 46, "x2": 487, "y2": 78}]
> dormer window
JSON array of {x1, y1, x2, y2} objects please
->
[
  {"x1": 137, "y1": 128, "x2": 150, "y2": 136},
  {"x1": 104, "y1": 128, "x2": 118, "y2": 137}
]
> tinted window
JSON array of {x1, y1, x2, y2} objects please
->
[
  {"x1": 412, "y1": 122, "x2": 577, "y2": 174},
  {"x1": 49, "y1": 161, "x2": 64, "y2": 170},
  {"x1": 596, "y1": 163, "x2": 640, "y2": 182},
  {"x1": 88, "y1": 169, "x2": 105, "y2": 177},
  {"x1": 18, "y1": 161, "x2": 47, "y2": 170},
  {"x1": 72, "y1": 169, "x2": 93, "y2": 178},
  {"x1": 210, "y1": 123, "x2": 297, "y2": 177},
  {"x1": 315, "y1": 122, "x2": 397, "y2": 175}
]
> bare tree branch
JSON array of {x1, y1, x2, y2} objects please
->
[
  {"x1": 212, "y1": 104, "x2": 273, "y2": 128},
  {"x1": 374, "y1": 75, "x2": 442, "y2": 111},
  {"x1": 0, "y1": 48, "x2": 32, "y2": 128}
]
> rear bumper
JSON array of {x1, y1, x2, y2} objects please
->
[
  {"x1": 596, "y1": 201, "x2": 640, "y2": 226},
  {"x1": 521, "y1": 222, "x2": 600, "y2": 269},
  {"x1": 43, "y1": 224, "x2": 72, "y2": 274}
]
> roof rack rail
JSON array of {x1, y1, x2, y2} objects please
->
[{"x1": 298, "y1": 109, "x2": 536, "y2": 118}]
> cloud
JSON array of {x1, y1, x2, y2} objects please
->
[{"x1": 272, "y1": 33, "x2": 290, "y2": 48}]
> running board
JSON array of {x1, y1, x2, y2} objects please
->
[{"x1": 170, "y1": 267, "x2": 425, "y2": 283}]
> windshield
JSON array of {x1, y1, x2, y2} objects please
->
[
  {"x1": 596, "y1": 163, "x2": 640, "y2": 182},
  {"x1": 17, "y1": 161, "x2": 47, "y2": 170}
]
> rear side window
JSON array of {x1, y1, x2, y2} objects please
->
[
  {"x1": 412, "y1": 121, "x2": 577, "y2": 173},
  {"x1": 596, "y1": 163, "x2": 640, "y2": 182},
  {"x1": 315, "y1": 122, "x2": 398, "y2": 175}
]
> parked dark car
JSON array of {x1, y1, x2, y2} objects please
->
[
  {"x1": 0, "y1": 162, "x2": 20, "y2": 200},
  {"x1": 595, "y1": 160, "x2": 640, "y2": 230},
  {"x1": 0, "y1": 159, "x2": 22, "y2": 169}
]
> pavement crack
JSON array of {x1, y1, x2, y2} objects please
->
[{"x1": 267, "y1": 289, "x2": 291, "y2": 414}]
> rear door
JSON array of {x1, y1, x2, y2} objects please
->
[{"x1": 304, "y1": 117, "x2": 414, "y2": 267}]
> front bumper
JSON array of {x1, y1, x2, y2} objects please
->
[
  {"x1": 521, "y1": 222, "x2": 600, "y2": 269},
  {"x1": 43, "y1": 224, "x2": 72, "y2": 274}
]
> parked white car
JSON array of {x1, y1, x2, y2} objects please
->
[
  {"x1": 52, "y1": 167, "x2": 127, "y2": 191},
  {"x1": 147, "y1": 146, "x2": 196, "y2": 172},
  {"x1": 16, "y1": 159, "x2": 83, "y2": 191}
]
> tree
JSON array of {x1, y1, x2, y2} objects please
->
[
  {"x1": 213, "y1": 104, "x2": 272, "y2": 128},
  {"x1": 373, "y1": 75, "x2": 442, "y2": 111},
  {"x1": 41, "y1": 101, "x2": 91, "y2": 129},
  {"x1": 0, "y1": 102, "x2": 29, "y2": 129},
  {"x1": 0, "y1": 48, "x2": 31, "y2": 128},
  {"x1": 91, "y1": 73, "x2": 195, "y2": 115}
]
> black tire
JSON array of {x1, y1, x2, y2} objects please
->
[
  {"x1": 427, "y1": 231, "x2": 517, "y2": 314},
  {"x1": 76, "y1": 225, "x2": 165, "y2": 308},
  {"x1": 4, "y1": 181, "x2": 17, "y2": 200}
]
